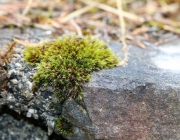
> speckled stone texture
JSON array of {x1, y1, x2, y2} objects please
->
[
  {"x1": 0, "y1": 28, "x2": 66, "y2": 140},
  {"x1": 0, "y1": 28, "x2": 180, "y2": 140},
  {"x1": 0, "y1": 29, "x2": 62, "y2": 131}
]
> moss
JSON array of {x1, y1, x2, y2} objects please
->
[
  {"x1": 23, "y1": 46, "x2": 44, "y2": 65},
  {"x1": 55, "y1": 117, "x2": 74, "y2": 136},
  {"x1": 23, "y1": 35, "x2": 119, "y2": 101}
]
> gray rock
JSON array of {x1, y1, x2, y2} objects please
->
[
  {"x1": 15, "y1": 63, "x2": 22, "y2": 69},
  {"x1": 10, "y1": 79, "x2": 18, "y2": 85},
  {"x1": 7, "y1": 95, "x2": 15, "y2": 102},
  {"x1": 28, "y1": 108, "x2": 36, "y2": 114},
  {"x1": 26, "y1": 111, "x2": 32, "y2": 118},
  {"x1": 47, "y1": 120, "x2": 55, "y2": 135},
  {"x1": 1, "y1": 28, "x2": 180, "y2": 140},
  {"x1": 0, "y1": 28, "x2": 65, "y2": 140},
  {"x1": 26, "y1": 81, "x2": 32, "y2": 90},
  {"x1": 62, "y1": 40, "x2": 180, "y2": 140},
  {"x1": 7, "y1": 69, "x2": 16, "y2": 78},
  {"x1": 84, "y1": 40, "x2": 180, "y2": 140},
  {"x1": 33, "y1": 113, "x2": 39, "y2": 119},
  {"x1": 0, "y1": 108, "x2": 49, "y2": 140}
]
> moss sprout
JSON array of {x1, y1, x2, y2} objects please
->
[
  {"x1": 55, "y1": 117, "x2": 74, "y2": 136},
  {"x1": 23, "y1": 35, "x2": 119, "y2": 101},
  {"x1": 23, "y1": 45, "x2": 44, "y2": 65}
]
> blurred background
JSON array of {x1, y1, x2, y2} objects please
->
[{"x1": 0, "y1": 0, "x2": 179, "y2": 48}]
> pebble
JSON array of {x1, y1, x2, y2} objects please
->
[
  {"x1": 13, "y1": 54, "x2": 21, "y2": 59},
  {"x1": 15, "y1": 103, "x2": 20, "y2": 107},
  {"x1": 26, "y1": 81, "x2": 32, "y2": 89},
  {"x1": 28, "y1": 108, "x2": 36, "y2": 114},
  {"x1": 47, "y1": 120, "x2": 55, "y2": 136},
  {"x1": 26, "y1": 112, "x2": 32, "y2": 118},
  {"x1": 7, "y1": 95, "x2": 15, "y2": 102},
  {"x1": 18, "y1": 83, "x2": 23, "y2": 89},
  {"x1": 15, "y1": 63, "x2": 22, "y2": 69},
  {"x1": 9, "y1": 105, "x2": 13, "y2": 109},
  {"x1": 10, "y1": 79, "x2": 18, "y2": 85},
  {"x1": 33, "y1": 114, "x2": 39, "y2": 119},
  {"x1": 7, "y1": 69, "x2": 16, "y2": 78}
]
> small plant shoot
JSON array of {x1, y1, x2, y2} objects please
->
[{"x1": 55, "y1": 117, "x2": 74, "y2": 136}]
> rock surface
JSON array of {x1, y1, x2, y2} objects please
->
[
  {"x1": 63, "y1": 40, "x2": 180, "y2": 140},
  {"x1": 0, "y1": 28, "x2": 180, "y2": 140},
  {"x1": 0, "y1": 106, "x2": 49, "y2": 140},
  {"x1": 0, "y1": 28, "x2": 65, "y2": 140}
]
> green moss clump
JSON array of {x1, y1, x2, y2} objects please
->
[
  {"x1": 55, "y1": 117, "x2": 74, "y2": 136},
  {"x1": 23, "y1": 46, "x2": 44, "y2": 65},
  {"x1": 23, "y1": 35, "x2": 119, "y2": 101}
]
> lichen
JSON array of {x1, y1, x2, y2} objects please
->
[{"x1": 23, "y1": 35, "x2": 119, "y2": 101}]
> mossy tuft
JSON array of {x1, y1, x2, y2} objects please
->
[
  {"x1": 55, "y1": 117, "x2": 74, "y2": 136},
  {"x1": 23, "y1": 35, "x2": 119, "y2": 101}
]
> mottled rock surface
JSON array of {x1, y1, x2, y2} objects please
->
[
  {"x1": 63, "y1": 40, "x2": 180, "y2": 140},
  {"x1": 0, "y1": 28, "x2": 66, "y2": 140},
  {"x1": 0, "y1": 28, "x2": 180, "y2": 140},
  {"x1": 0, "y1": 106, "x2": 49, "y2": 140}
]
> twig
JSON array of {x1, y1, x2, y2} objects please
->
[
  {"x1": 79, "y1": 12, "x2": 107, "y2": 20},
  {"x1": 127, "y1": 40, "x2": 146, "y2": 49},
  {"x1": 60, "y1": 5, "x2": 96, "y2": 23},
  {"x1": 131, "y1": 26, "x2": 149, "y2": 35},
  {"x1": 155, "y1": 35, "x2": 178, "y2": 46},
  {"x1": 22, "y1": 0, "x2": 33, "y2": 16},
  {"x1": 0, "y1": 3, "x2": 26, "y2": 11},
  {"x1": 153, "y1": 17, "x2": 180, "y2": 27},
  {"x1": 163, "y1": 25, "x2": 180, "y2": 35},
  {"x1": 80, "y1": 0, "x2": 144, "y2": 23},
  {"x1": 14, "y1": 38, "x2": 40, "y2": 47},
  {"x1": 70, "y1": 19, "x2": 83, "y2": 37},
  {"x1": 116, "y1": 0, "x2": 128, "y2": 67},
  {"x1": 160, "y1": 3, "x2": 179, "y2": 13},
  {"x1": 34, "y1": 23, "x2": 55, "y2": 31}
]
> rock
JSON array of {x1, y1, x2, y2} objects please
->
[
  {"x1": 7, "y1": 69, "x2": 16, "y2": 78},
  {"x1": 28, "y1": 108, "x2": 36, "y2": 114},
  {"x1": 26, "y1": 111, "x2": 32, "y2": 118},
  {"x1": 10, "y1": 79, "x2": 18, "y2": 85},
  {"x1": 0, "y1": 28, "x2": 66, "y2": 140},
  {"x1": 0, "y1": 106, "x2": 49, "y2": 140},
  {"x1": 62, "y1": 40, "x2": 180, "y2": 140},
  {"x1": 33, "y1": 113, "x2": 39, "y2": 120},
  {"x1": 15, "y1": 63, "x2": 22, "y2": 69},
  {"x1": 47, "y1": 120, "x2": 55, "y2": 135},
  {"x1": 0, "y1": 28, "x2": 180, "y2": 140}
]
